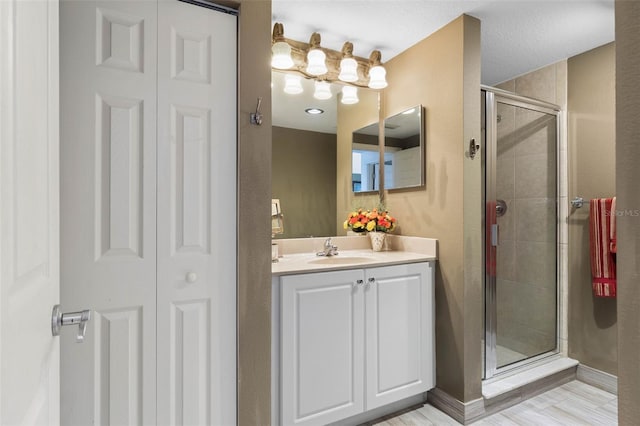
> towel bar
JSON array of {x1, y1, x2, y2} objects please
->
[{"x1": 571, "y1": 197, "x2": 584, "y2": 209}]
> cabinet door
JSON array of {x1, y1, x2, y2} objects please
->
[
  {"x1": 365, "y1": 262, "x2": 435, "y2": 409},
  {"x1": 281, "y1": 270, "x2": 365, "y2": 426}
]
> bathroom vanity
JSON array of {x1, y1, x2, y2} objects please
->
[{"x1": 271, "y1": 236, "x2": 437, "y2": 426}]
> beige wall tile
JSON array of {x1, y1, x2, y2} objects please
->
[
  {"x1": 496, "y1": 241, "x2": 516, "y2": 281},
  {"x1": 515, "y1": 64, "x2": 556, "y2": 104},
  {"x1": 515, "y1": 198, "x2": 556, "y2": 243},
  {"x1": 515, "y1": 153, "x2": 556, "y2": 199},
  {"x1": 496, "y1": 198, "x2": 515, "y2": 242},
  {"x1": 496, "y1": 152, "x2": 515, "y2": 200},
  {"x1": 515, "y1": 241, "x2": 556, "y2": 286}
]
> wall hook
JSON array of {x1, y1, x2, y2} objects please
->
[
  {"x1": 250, "y1": 97, "x2": 263, "y2": 125},
  {"x1": 469, "y1": 138, "x2": 480, "y2": 159}
]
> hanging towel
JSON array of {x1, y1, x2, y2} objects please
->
[{"x1": 589, "y1": 198, "x2": 616, "y2": 297}]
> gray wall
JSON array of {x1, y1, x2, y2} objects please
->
[
  {"x1": 382, "y1": 15, "x2": 483, "y2": 402},
  {"x1": 236, "y1": 1, "x2": 272, "y2": 424},
  {"x1": 616, "y1": 0, "x2": 640, "y2": 423},
  {"x1": 272, "y1": 126, "x2": 337, "y2": 238},
  {"x1": 567, "y1": 43, "x2": 617, "y2": 375}
]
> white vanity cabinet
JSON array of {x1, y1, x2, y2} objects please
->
[{"x1": 276, "y1": 261, "x2": 435, "y2": 426}]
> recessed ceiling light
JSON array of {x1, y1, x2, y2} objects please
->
[{"x1": 305, "y1": 108, "x2": 324, "y2": 115}]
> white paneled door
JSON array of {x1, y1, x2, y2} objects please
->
[
  {"x1": 156, "y1": 2, "x2": 237, "y2": 425},
  {"x1": 60, "y1": 0, "x2": 236, "y2": 424},
  {"x1": 0, "y1": 0, "x2": 60, "y2": 424},
  {"x1": 60, "y1": 0, "x2": 158, "y2": 423}
]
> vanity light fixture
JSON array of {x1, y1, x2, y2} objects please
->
[
  {"x1": 367, "y1": 50, "x2": 388, "y2": 89},
  {"x1": 306, "y1": 32, "x2": 328, "y2": 76},
  {"x1": 271, "y1": 23, "x2": 294, "y2": 69},
  {"x1": 341, "y1": 86, "x2": 359, "y2": 105},
  {"x1": 338, "y1": 42, "x2": 359, "y2": 82},
  {"x1": 313, "y1": 80, "x2": 332, "y2": 100},
  {"x1": 305, "y1": 108, "x2": 324, "y2": 115},
  {"x1": 283, "y1": 74, "x2": 303, "y2": 94},
  {"x1": 271, "y1": 23, "x2": 388, "y2": 91}
]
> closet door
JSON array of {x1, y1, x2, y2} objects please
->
[
  {"x1": 60, "y1": 0, "x2": 158, "y2": 424},
  {"x1": 156, "y1": 2, "x2": 237, "y2": 425}
]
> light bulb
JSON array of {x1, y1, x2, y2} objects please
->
[
  {"x1": 313, "y1": 81, "x2": 332, "y2": 100},
  {"x1": 283, "y1": 74, "x2": 303, "y2": 95},
  {"x1": 339, "y1": 57, "x2": 358, "y2": 82},
  {"x1": 271, "y1": 41, "x2": 294, "y2": 69},
  {"x1": 368, "y1": 65, "x2": 388, "y2": 89},
  {"x1": 306, "y1": 49, "x2": 328, "y2": 76},
  {"x1": 341, "y1": 86, "x2": 359, "y2": 105}
]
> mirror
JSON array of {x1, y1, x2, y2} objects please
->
[
  {"x1": 384, "y1": 106, "x2": 424, "y2": 190},
  {"x1": 271, "y1": 71, "x2": 379, "y2": 238},
  {"x1": 352, "y1": 122, "x2": 380, "y2": 192}
]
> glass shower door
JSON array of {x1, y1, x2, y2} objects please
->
[{"x1": 485, "y1": 90, "x2": 559, "y2": 377}]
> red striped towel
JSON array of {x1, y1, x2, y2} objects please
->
[{"x1": 589, "y1": 198, "x2": 616, "y2": 297}]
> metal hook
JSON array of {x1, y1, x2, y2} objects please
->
[
  {"x1": 469, "y1": 138, "x2": 480, "y2": 159},
  {"x1": 250, "y1": 97, "x2": 263, "y2": 125}
]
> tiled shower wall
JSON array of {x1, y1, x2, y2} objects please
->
[{"x1": 495, "y1": 61, "x2": 569, "y2": 359}]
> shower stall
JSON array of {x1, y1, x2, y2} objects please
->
[{"x1": 482, "y1": 87, "x2": 561, "y2": 379}]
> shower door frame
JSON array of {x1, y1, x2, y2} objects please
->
[{"x1": 483, "y1": 86, "x2": 562, "y2": 380}]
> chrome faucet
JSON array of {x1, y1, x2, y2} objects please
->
[{"x1": 317, "y1": 237, "x2": 339, "y2": 257}]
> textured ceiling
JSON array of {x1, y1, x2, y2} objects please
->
[
  {"x1": 272, "y1": 0, "x2": 615, "y2": 85},
  {"x1": 271, "y1": 0, "x2": 615, "y2": 132}
]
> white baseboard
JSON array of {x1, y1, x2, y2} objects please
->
[{"x1": 577, "y1": 364, "x2": 618, "y2": 395}]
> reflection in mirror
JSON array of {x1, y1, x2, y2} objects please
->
[
  {"x1": 352, "y1": 122, "x2": 380, "y2": 192},
  {"x1": 384, "y1": 105, "x2": 424, "y2": 190},
  {"x1": 272, "y1": 71, "x2": 379, "y2": 238},
  {"x1": 272, "y1": 199, "x2": 284, "y2": 236}
]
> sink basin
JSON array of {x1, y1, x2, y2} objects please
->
[{"x1": 308, "y1": 256, "x2": 373, "y2": 265}]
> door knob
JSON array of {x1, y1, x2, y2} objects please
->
[{"x1": 51, "y1": 305, "x2": 91, "y2": 343}]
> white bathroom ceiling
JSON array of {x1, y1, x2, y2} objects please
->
[{"x1": 272, "y1": 0, "x2": 615, "y2": 132}]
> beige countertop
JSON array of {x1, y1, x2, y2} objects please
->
[{"x1": 272, "y1": 235, "x2": 437, "y2": 276}]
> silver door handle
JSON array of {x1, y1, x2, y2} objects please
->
[
  {"x1": 491, "y1": 224, "x2": 499, "y2": 247},
  {"x1": 52, "y1": 304, "x2": 91, "y2": 343}
]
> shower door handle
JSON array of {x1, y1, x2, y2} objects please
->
[{"x1": 491, "y1": 224, "x2": 499, "y2": 246}]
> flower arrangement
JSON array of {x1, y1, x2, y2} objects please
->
[{"x1": 344, "y1": 207, "x2": 397, "y2": 233}]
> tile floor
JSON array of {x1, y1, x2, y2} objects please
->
[{"x1": 372, "y1": 380, "x2": 617, "y2": 425}]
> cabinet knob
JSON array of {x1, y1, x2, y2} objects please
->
[
  {"x1": 186, "y1": 272, "x2": 198, "y2": 283},
  {"x1": 368, "y1": 277, "x2": 375, "y2": 283},
  {"x1": 355, "y1": 279, "x2": 364, "y2": 286}
]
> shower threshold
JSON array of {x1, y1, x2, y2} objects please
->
[{"x1": 482, "y1": 356, "x2": 578, "y2": 400}]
